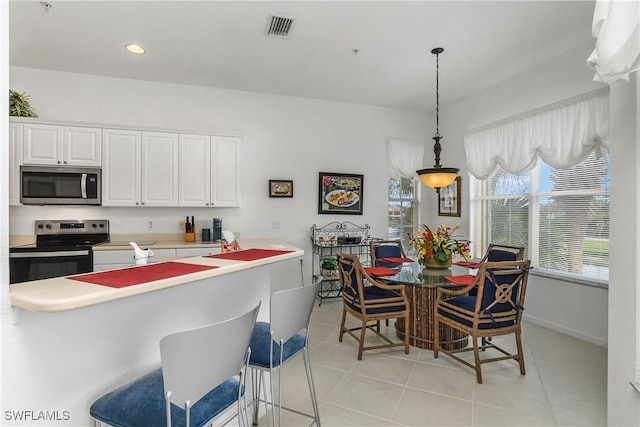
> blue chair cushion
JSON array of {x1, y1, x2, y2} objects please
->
[
  {"x1": 375, "y1": 246, "x2": 402, "y2": 268},
  {"x1": 90, "y1": 369, "x2": 241, "y2": 427},
  {"x1": 487, "y1": 249, "x2": 517, "y2": 262},
  {"x1": 438, "y1": 296, "x2": 515, "y2": 329},
  {"x1": 344, "y1": 286, "x2": 406, "y2": 315},
  {"x1": 249, "y1": 322, "x2": 305, "y2": 369}
]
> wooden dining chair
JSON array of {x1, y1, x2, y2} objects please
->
[
  {"x1": 370, "y1": 240, "x2": 408, "y2": 268},
  {"x1": 434, "y1": 259, "x2": 531, "y2": 384},
  {"x1": 337, "y1": 252, "x2": 410, "y2": 360},
  {"x1": 480, "y1": 243, "x2": 525, "y2": 262}
]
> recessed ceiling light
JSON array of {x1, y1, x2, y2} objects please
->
[{"x1": 125, "y1": 44, "x2": 145, "y2": 54}]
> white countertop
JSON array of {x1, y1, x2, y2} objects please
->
[{"x1": 10, "y1": 239, "x2": 303, "y2": 313}]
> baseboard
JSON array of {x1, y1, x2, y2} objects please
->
[{"x1": 523, "y1": 313, "x2": 608, "y2": 348}]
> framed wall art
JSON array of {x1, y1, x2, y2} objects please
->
[
  {"x1": 318, "y1": 172, "x2": 363, "y2": 215},
  {"x1": 269, "y1": 180, "x2": 293, "y2": 197},
  {"x1": 438, "y1": 176, "x2": 461, "y2": 217}
]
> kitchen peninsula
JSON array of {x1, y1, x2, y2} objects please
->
[
  {"x1": 10, "y1": 239, "x2": 302, "y2": 312},
  {"x1": 4, "y1": 239, "x2": 303, "y2": 426}
]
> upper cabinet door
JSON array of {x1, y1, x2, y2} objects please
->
[
  {"x1": 9, "y1": 122, "x2": 23, "y2": 206},
  {"x1": 178, "y1": 134, "x2": 211, "y2": 207},
  {"x1": 211, "y1": 136, "x2": 241, "y2": 207},
  {"x1": 64, "y1": 126, "x2": 102, "y2": 166},
  {"x1": 102, "y1": 129, "x2": 141, "y2": 206},
  {"x1": 23, "y1": 124, "x2": 101, "y2": 166},
  {"x1": 141, "y1": 131, "x2": 179, "y2": 206},
  {"x1": 23, "y1": 123, "x2": 64, "y2": 165}
]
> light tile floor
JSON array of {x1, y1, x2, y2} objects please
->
[{"x1": 263, "y1": 297, "x2": 607, "y2": 427}]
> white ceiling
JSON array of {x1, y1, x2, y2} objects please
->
[{"x1": 9, "y1": 0, "x2": 596, "y2": 111}]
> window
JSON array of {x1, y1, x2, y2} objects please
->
[
  {"x1": 388, "y1": 176, "x2": 418, "y2": 248},
  {"x1": 471, "y1": 152, "x2": 610, "y2": 286}
]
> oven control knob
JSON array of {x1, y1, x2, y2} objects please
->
[
  {"x1": 92, "y1": 223, "x2": 97, "y2": 228},
  {"x1": 37, "y1": 224, "x2": 44, "y2": 229},
  {"x1": 99, "y1": 223, "x2": 105, "y2": 228},
  {"x1": 46, "y1": 224, "x2": 52, "y2": 229}
]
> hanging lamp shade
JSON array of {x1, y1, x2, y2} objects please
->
[
  {"x1": 417, "y1": 47, "x2": 459, "y2": 188},
  {"x1": 417, "y1": 168, "x2": 459, "y2": 188}
]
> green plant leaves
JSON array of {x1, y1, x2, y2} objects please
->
[{"x1": 9, "y1": 90, "x2": 38, "y2": 118}]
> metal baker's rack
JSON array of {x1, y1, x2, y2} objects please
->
[{"x1": 310, "y1": 221, "x2": 381, "y2": 304}]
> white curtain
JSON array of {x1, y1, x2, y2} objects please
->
[
  {"x1": 387, "y1": 138, "x2": 425, "y2": 180},
  {"x1": 463, "y1": 88, "x2": 610, "y2": 179},
  {"x1": 587, "y1": 0, "x2": 640, "y2": 84}
]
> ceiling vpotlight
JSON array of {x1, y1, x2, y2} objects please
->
[
  {"x1": 125, "y1": 44, "x2": 145, "y2": 54},
  {"x1": 416, "y1": 47, "x2": 459, "y2": 188}
]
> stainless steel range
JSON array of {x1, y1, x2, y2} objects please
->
[{"x1": 9, "y1": 219, "x2": 110, "y2": 284}]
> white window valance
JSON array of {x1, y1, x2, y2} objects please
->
[
  {"x1": 463, "y1": 88, "x2": 610, "y2": 179},
  {"x1": 387, "y1": 138, "x2": 425, "y2": 180},
  {"x1": 587, "y1": 0, "x2": 640, "y2": 84}
]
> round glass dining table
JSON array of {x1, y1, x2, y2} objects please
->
[{"x1": 378, "y1": 260, "x2": 473, "y2": 350}]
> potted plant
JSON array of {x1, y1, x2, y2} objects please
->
[
  {"x1": 321, "y1": 256, "x2": 339, "y2": 278},
  {"x1": 9, "y1": 90, "x2": 38, "y2": 117}
]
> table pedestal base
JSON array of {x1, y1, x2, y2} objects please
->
[
  {"x1": 396, "y1": 319, "x2": 468, "y2": 350},
  {"x1": 396, "y1": 282, "x2": 468, "y2": 350}
]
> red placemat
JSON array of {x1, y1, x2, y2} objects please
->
[
  {"x1": 363, "y1": 267, "x2": 399, "y2": 277},
  {"x1": 205, "y1": 248, "x2": 293, "y2": 261},
  {"x1": 69, "y1": 262, "x2": 217, "y2": 288},
  {"x1": 444, "y1": 275, "x2": 476, "y2": 285},
  {"x1": 377, "y1": 257, "x2": 413, "y2": 264},
  {"x1": 454, "y1": 261, "x2": 481, "y2": 268}
]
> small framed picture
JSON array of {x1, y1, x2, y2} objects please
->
[
  {"x1": 318, "y1": 172, "x2": 364, "y2": 215},
  {"x1": 438, "y1": 176, "x2": 461, "y2": 217},
  {"x1": 269, "y1": 180, "x2": 293, "y2": 198}
]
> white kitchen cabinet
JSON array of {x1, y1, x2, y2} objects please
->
[
  {"x1": 23, "y1": 123, "x2": 101, "y2": 166},
  {"x1": 175, "y1": 247, "x2": 221, "y2": 258},
  {"x1": 102, "y1": 129, "x2": 178, "y2": 207},
  {"x1": 9, "y1": 122, "x2": 23, "y2": 205},
  {"x1": 102, "y1": 129, "x2": 141, "y2": 206},
  {"x1": 178, "y1": 134, "x2": 241, "y2": 207},
  {"x1": 142, "y1": 132, "x2": 179, "y2": 206},
  {"x1": 93, "y1": 248, "x2": 176, "y2": 272}
]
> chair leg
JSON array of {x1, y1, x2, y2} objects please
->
[
  {"x1": 515, "y1": 329, "x2": 526, "y2": 376},
  {"x1": 338, "y1": 309, "x2": 347, "y2": 342},
  {"x1": 472, "y1": 337, "x2": 483, "y2": 384},
  {"x1": 402, "y1": 314, "x2": 409, "y2": 354},
  {"x1": 302, "y1": 348, "x2": 321, "y2": 427},
  {"x1": 433, "y1": 316, "x2": 440, "y2": 358},
  {"x1": 358, "y1": 319, "x2": 367, "y2": 360}
]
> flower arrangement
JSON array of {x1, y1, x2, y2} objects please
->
[{"x1": 408, "y1": 223, "x2": 471, "y2": 266}]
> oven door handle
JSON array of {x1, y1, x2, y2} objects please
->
[
  {"x1": 81, "y1": 173, "x2": 88, "y2": 199},
  {"x1": 10, "y1": 250, "x2": 91, "y2": 258}
]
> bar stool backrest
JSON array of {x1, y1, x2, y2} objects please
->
[
  {"x1": 270, "y1": 282, "x2": 321, "y2": 344},
  {"x1": 160, "y1": 303, "x2": 261, "y2": 410}
]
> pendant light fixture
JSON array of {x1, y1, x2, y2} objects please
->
[{"x1": 416, "y1": 47, "x2": 459, "y2": 188}]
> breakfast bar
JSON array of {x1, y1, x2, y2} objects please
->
[{"x1": 5, "y1": 239, "x2": 303, "y2": 426}]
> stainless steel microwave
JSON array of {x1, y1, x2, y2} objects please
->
[{"x1": 20, "y1": 165, "x2": 101, "y2": 205}]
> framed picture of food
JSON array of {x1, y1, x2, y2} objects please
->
[
  {"x1": 318, "y1": 172, "x2": 364, "y2": 215},
  {"x1": 269, "y1": 180, "x2": 294, "y2": 197}
]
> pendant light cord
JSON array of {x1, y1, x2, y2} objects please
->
[{"x1": 435, "y1": 51, "x2": 440, "y2": 138}]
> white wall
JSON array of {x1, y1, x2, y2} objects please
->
[{"x1": 607, "y1": 74, "x2": 640, "y2": 426}]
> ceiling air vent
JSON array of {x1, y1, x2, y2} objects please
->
[{"x1": 265, "y1": 14, "x2": 296, "y2": 39}]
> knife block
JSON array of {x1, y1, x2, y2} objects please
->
[{"x1": 185, "y1": 232, "x2": 195, "y2": 242}]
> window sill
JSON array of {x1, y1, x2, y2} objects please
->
[{"x1": 530, "y1": 268, "x2": 608, "y2": 289}]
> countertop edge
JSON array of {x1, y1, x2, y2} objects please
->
[{"x1": 10, "y1": 240, "x2": 304, "y2": 313}]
